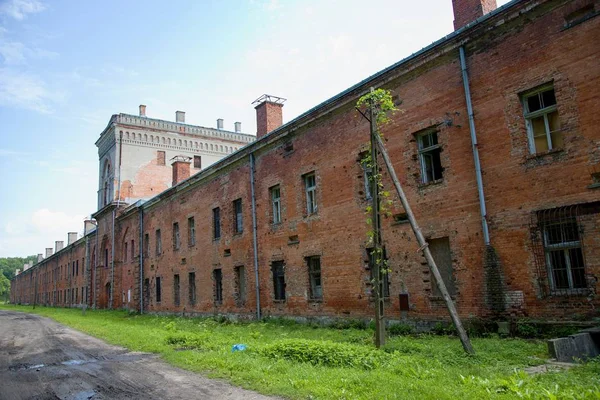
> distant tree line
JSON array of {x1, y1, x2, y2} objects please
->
[{"x1": 0, "y1": 256, "x2": 37, "y2": 297}]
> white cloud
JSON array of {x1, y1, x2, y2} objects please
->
[
  {"x1": 0, "y1": 0, "x2": 45, "y2": 21},
  {"x1": 0, "y1": 67, "x2": 54, "y2": 113}
]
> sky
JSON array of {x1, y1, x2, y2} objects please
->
[{"x1": 0, "y1": 0, "x2": 510, "y2": 258}]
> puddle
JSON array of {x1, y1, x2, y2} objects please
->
[
  {"x1": 73, "y1": 390, "x2": 96, "y2": 400},
  {"x1": 8, "y1": 363, "x2": 45, "y2": 371},
  {"x1": 62, "y1": 359, "x2": 87, "y2": 366}
]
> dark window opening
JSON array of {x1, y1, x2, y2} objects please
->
[
  {"x1": 156, "y1": 277, "x2": 162, "y2": 303},
  {"x1": 213, "y1": 207, "x2": 221, "y2": 239},
  {"x1": 213, "y1": 269, "x2": 223, "y2": 304},
  {"x1": 233, "y1": 199, "x2": 243, "y2": 234},
  {"x1": 418, "y1": 131, "x2": 443, "y2": 184},
  {"x1": 272, "y1": 261, "x2": 286, "y2": 301},
  {"x1": 307, "y1": 256, "x2": 322, "y2": 300},
  {"x1": 188, "y1": 272, "x2": 196, "y2": 305},
  {"x1": 173, "y1": 274, "x2": 180, "y2": 306},
  {"x1": 235, "y1": 266, "x2": 246, "y2": 305},
  {"x1": 193, "y1": 155, "x2": 201, "y2": 169}
]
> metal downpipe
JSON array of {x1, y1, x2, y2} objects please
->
[
  {"x1": 459, "y1": 46, "x2": 490, "y2": 246},
  {"x1": 139, "y1": 207, "x2": 144, "y2": 314}
]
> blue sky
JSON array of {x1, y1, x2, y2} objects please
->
[{"x1": 0, "y1": 0, "x2": 510, "y2": 257}]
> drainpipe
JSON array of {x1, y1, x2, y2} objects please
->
[
  {"x1": 110, "y1": 209, "x2": 115, "y2": 309},
  {"x1": 459, "y1": 46, "x2": 490, "y2": 246},
  {"x1": 139, "y1": 206, "x2": 144, "y2": 314},
  {"x1": 249, "y1": 153, "x2": 261, "y2": 319},
  {"x1": 94, "y1": 225, "x2": 99, "y2": 308}
]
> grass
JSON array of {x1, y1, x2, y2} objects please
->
[{"x1": 1, "y1": 303, "x2": 599, "y2": 399}]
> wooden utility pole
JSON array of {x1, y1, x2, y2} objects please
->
[
  {"x1": 369, "y1": 88, "x2": 386, "y2": 348},
  {"x1": 374, "y1": 133, "x2": 475, "y2": 355}
]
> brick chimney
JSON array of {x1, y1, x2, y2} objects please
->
[
  {"x1": 171, "y1": 156, "x2": 191, "y2": 186},
  {"x1": 176, "y1": 111, "x2": 185, "y2": 123},
  {"x1": 139, "y1": 104, "x2": 146, "y2": 117},
  {"x1": 452, "y1": 0, "x2": 497, "y2": 30},
  {"x1": 253, "y1": 94, "x2": 286, "y2": 139}
]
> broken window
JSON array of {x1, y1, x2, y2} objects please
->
[
  {"x1": 418, "y1": 130, "x2": 443, "y2": 184},
  {"x1": 173, "y1": 274, "x2": 180, "y2": 306},
  {"x1": 235, "y1": 266, "x2": 246, "y2": 305},
  {"x1": 543, "y1": 220, "x2": 586, "y2": 290},
  {"x1": 213, "y1": 268, "x2": 223, "y2": 303},
  {"x1": 271, "y1": 185, "x2": 281, "y2": 224},
  {"x1": 307, "y1": 256, "x2": 323, "y2": 300},
  {"x1": 173, "y1": 222, "x2": 180, "y2": 250},
  {"x1": 522, "y1": 84, "x2": 562, "y2": 154},
  {"x1": 272, "y1": 261, "x2": 286, "y2": 301},
  {"x1": 233, "y1": 199, "x2": 243, "y2": 234},
  {"x1": 193, "y1": 155, "x2": 201, "y2": 169},
  {"x1": 188, "y1": 272, "x2": 196, "y2": 305},
  {"x1": 213, "y1": 207, "x2": 221, "y2": 239},
  {"x1": 155, "y1": 229, "x2": 162, "y2": 255},
  {"x1": 156, "y1": 277, "x2": 162, "y2": 303},
  {"x1": 304, "y1": 172, "x2": 317, "y2": 214},
  {"x1": 368, "y1": 248, "x2": 390, "y2": 298},
  {"x1": 427, "y1": 237, "x2": 456, "y2": 297},
  {"x1": 188, "y1": 217, "x2": 196, "y2": 246},
  {"x1": 157, "y1": 150, "x2": 166, "y2": 166}
]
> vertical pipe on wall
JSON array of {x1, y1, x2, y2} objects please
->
[
  {"x1": 94, "y1": 225, "x2": 99, "y2": 308},
  {"x1": 459, "y1": 46, "x2": 490, "y2": 246},
  {"x1": 110, "y1": 209, "x2": 115, "y2": 309},
  {"x1": 249, "y1": 153, "x2": 261, "y2": 319}
]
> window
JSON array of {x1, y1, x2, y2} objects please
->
[
  {"x1": 213, "y1": 269, "x2": 223, "y2": 303},
  {"x1": 235, "y1": 266, "x2": 246, "y2": 305},
  {"x1": 173, "y1": 274, "x2": 180, "y2": 306},
  {"x1": 194, "y1": 155, "x2": 201, "y2": 169},
  {"x1": 360, "y1": 152, "x2": 373, "y2": 201},
  {"x1": 157, "y1": 150, "x2": 166, "y2": 166},
  {"x1": 543, "y1": 220, "x2": 586, "y2": 290},
  {"x1": 131, "y1": 240, "x2": 135, "y2": 261},
  {"x1": 188, "y1": 272, "x2": 196, "y2": 305},
  {"x1": 124, "y1": 242, "x2": 128, "y2": 263},
  {"x1": 307, "y1": 256, "x2": 323, "y2": 300},
  {"x1": 188, "y1": 217, "x2": 196, "y2": 246},
  {"x1": 427, "y1": 237, "x2": 456, "y2": 297},
  {"x1": 155, "y1": 229, "x2": 162, "y2": 255},
  {"x1": 304, "y1": 172, "x2": 317, "y2": 214},
  {"x1": 76, "y1": 260, "x2": 79, "y2": 276},
  {"x1": 104, "y1": 248, "x2": 109, "y2": 268},
  {"x1": 144, "y1": 234, "x2": 150, "y2": 258},
  {"x1": 173, "y1": 222, "x2": 180, "y2": 250},
  {"x1": 156, "y1": 277, "x2": 162, "y2": 303},
  {"x1": 271, "y1": 185, "x2": 281, "y2": 224},
  {"x1": 233, "y1": 199, "x2": 243, "y2": 234},
  {"x1": 522, "y1": 85, "x2": 562, "y2": 154},
  {"x1": 144, "y1": 278, "x2": 150, "y2": 305},
  {"x1": 213, "y1": 207, "x2": 221, "y2": 239},
  {"x1": 272, "y1": 261, "x2": 286, "y2": 301},
  {"x1": 368, "y1": 248, "x2": 390, "y2": 298},
  {"x1": 418, "y1": 130, "x2": 443, "y2": 184}
]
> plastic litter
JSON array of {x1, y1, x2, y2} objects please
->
[{"x1": 231, "y1": 344, "x2": 247, "y2": 352}]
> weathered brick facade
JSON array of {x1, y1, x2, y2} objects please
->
[{"x1": 11, "y1": 0, "x2": 600, "y2": 324}]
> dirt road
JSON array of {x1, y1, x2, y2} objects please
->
[{"x1": 0, "y1": 310, "x2": 277, "y2": 400}]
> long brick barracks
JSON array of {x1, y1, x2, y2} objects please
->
[{"x1": 10, "y1": 0, "x2": 600, "y2": 324}]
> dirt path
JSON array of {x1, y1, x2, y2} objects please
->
[{"x1": 0, "y1": 310, "x2": 278, "y2": 400}]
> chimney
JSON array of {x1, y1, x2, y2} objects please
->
[
  {"x1": 253, "y1": 94, "x2": 286, "y2": 139},
  {"x1": 217, "y1": 118, "x2": 224, "y2": 130},
  {"x1": 176, "y1": 111, "x2": 185, "y2": 123},
  {"x1": 84, "y1": 219, "x2": 97, "y2": 235},
  {"x1": 171, "y1": 155, "x2": 191, "y2": 186},
  {"x1": 15, "y1": 269, "x2": 20, "y2": 276},
  {"x1": 234, "y1": 122, "x2": 242, "y2": 133},
  {"x1": 37, "y1": 253, "x2": 43, "y2": 262},
  {"x1": 45, "y1": 247, "x2": 53, "y2": 258},
  {"x1": 67, "y1": 232, "x2": 78, "y2": 245},
  {"x1": 452, "y1": 0, "x2": 497, "y2": 30},
  {"x1": 55, "y1": 241, "x2": 64, "y2": 252},
  {"x1": 139, "y1": 104, "x2": 146, "y2": 117}
]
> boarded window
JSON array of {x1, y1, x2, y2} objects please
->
[
  {"x1": 188, "y1": 272, "x2": 196, "y2": 305},
  {"x1": 194, "y1": 155, "x2": 201, "y2": 169},
  {"x1": 428, "y1": 237, "x2": 456, "y2": 297},
  {"x1": 235, "y1": 266, "x2": 246, "y2": 305},
  {"x1": 157, "y1": 151, "x2": 166, "y2": 166},
  {"x1": 173, "y1": 274, "x2": 180, "y2": 306},
  {"x1": 213, "y1": 269, "x2": 223, "y2": 303},
  {"x1": 272, "y1": 261, "x2": 286, "y2": 301}
]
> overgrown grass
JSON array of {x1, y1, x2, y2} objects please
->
[{"x1": 1, "y1": 303, "x2": 598, "y2": 399}]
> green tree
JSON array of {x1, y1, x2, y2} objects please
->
[{"x1": 0, "y1": 273, "x2": 10, "y2": 297}]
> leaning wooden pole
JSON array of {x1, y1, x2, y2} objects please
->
[{"x1": 374, "y1": 134, "x2": 475, "y2": 355}]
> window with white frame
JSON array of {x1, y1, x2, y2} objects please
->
[
  {"x1": 543, "y1": 219, "x2": 586, "y2": 291},
  {"x1": 307, "y1": 256, "x2": 323, "y2": 300},
  {"x1": 304, "y1": 172, "x2": 317, "y2": 214},
  {"x1": 522, "y1": 84, "x2": 562, "y2": 154},
  {"x1": 271, "y1": 185, "x2": 281, "y2": 224},
  {"x1": 417, "y1": 130, "x2": 443, "y2": 184}
]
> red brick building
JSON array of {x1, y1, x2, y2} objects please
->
[{"x1": 11, "y1": 0, "x2": 600, "y2": 324}]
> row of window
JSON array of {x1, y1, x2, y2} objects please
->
[
  {"x1": 157, "y1": 152, "x2": 202, "y2": 169},
  {"x1": 124, "y1": 131, "x2": 239, "y2": 154}
]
